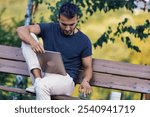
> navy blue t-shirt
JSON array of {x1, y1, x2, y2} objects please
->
[{"x1": 39, "y1": 23, "x2": 92, "y2": 82}]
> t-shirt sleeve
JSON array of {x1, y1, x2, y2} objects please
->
[
  {"x1": 81, "y1": 38, "x2": 92, "y2": 58},
  {"x1": 38, "y1": 23, "x2": 51, "y2": 40}
]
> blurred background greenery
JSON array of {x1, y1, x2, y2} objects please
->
[{"x1": 0, "y1": 0, "x2": 150, "y2": 100}]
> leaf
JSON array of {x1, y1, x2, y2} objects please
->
[
  {"x1": 93, "y1": 43, "x2": 97, "y2": 49},
  {"x1": 133, "y1": 46, "x2": 141, "y2": 53},
  {"x1": 110, "y1": 38, "x2": 115, "y2": 43},
  {"x1": 121, "y1": 37, "x2": 124, "y2": 43}
]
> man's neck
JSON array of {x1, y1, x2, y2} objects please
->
[
  {"x1": 74, "y1": 28, "x2": 78, "y2": 34},
  {"x1": 67, "y1": 28, "x2": 78, "y2": 36}
]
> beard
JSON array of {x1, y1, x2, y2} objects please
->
[{"x1": 63, "y1": 30, "x2": 74, "y2": 35}]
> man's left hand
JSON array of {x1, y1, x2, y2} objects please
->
[{"x1": 79, "y1": 80, "x2": 92, "y2": 97}]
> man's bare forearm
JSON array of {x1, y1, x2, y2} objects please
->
[
  {"x1": 83, "y1": 66, "x2": 92, "y2": 82},
  {"x1": 17, "y1": 24, "x2": 41, "y2": 45},
  {"x1": 17, "y1": 26, "x2": 33, "y2": 44}
]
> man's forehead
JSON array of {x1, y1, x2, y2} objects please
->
[{"x1": 59, "y1": 14, "x2": 78, "y2": 20}]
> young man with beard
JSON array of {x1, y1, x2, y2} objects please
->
[{"x1": 17, "y1": 2, "x2": 93, "y2": 100}]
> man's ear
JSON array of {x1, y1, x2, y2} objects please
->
[
  {"x1": 57, "y1": 15, "x2": 60, "y2": 22},
  {"x1": 57, "y1": 17, "x2": 60, "y2": 22},
  {"x1": 77, "y1": 16, "x2": 80, "y2": 22}
]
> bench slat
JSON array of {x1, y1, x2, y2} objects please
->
[
  {"x1": 0, "y1": 85, "x2": 28, "y2": 94},
  {"x1": 0, "y1": 59, "x2": 29, "y2": 76},
  {"x1": 93, "y1": 59, "x2": 150, "y2": 80},
  {"x1": 0, "y1": 45, "x2": 24, "y2": 61},
  {"x1": 77, "y1": 72, "x2": 150, "y2": 93},
  {"x1": 0, "y1": 85, "x2": 80, "y2": 100}
]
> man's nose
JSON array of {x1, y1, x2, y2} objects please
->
[{"x1": 65, "y1": 25, "x2": 71, "y2": 30}]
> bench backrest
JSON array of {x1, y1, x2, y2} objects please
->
[{"x1": 1, "y1": 45, "x2": 150, "y2": 95}]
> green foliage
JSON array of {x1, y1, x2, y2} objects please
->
[
  {"x1": 0, "y1": 8, "x2": 24, "y2": 47},
  {"x1": 94, "y1": 18, "x2": 150, "y2": 52},
  {"x1": 33, "y1": 0, "x2": 137, "y2": 21}
]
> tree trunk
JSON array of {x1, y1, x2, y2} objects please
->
[
  {"x1": 25, "y1": 0, "x2": 33, "y2": 26},
  {"x1": 14, "y1": 0, "x2": 33, "y2": 100}
]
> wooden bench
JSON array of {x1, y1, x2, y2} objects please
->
[{"x1": 0, "y1": 45, "x2": 150, "y2": 100}]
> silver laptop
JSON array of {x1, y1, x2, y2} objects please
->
[{"x1": 37, "y1": 50, "x2": 66, "y2": 76}]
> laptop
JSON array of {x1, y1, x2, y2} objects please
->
[{"x1": 36, "y1": 50, "x2": 67, "y2": 76}]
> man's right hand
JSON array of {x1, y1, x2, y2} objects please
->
[{"x1": 30, "y1": 40, "x2": 45, "y2": 53}]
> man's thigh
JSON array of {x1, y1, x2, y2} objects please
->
[{"x1": 41, "y1": 73, "x2": 75, "y2": 95}]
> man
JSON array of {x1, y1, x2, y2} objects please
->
[{"x1": 17, "y1": 2, "x2": 92, "y2": 100}]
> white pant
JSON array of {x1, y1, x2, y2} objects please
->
[{"x1": 21, "y1": 33, "x2": 75, "y2": 100}]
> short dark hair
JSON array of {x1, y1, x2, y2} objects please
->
[{"x1": 59, "y1": 2, "x2": 79, "y2": 19}]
